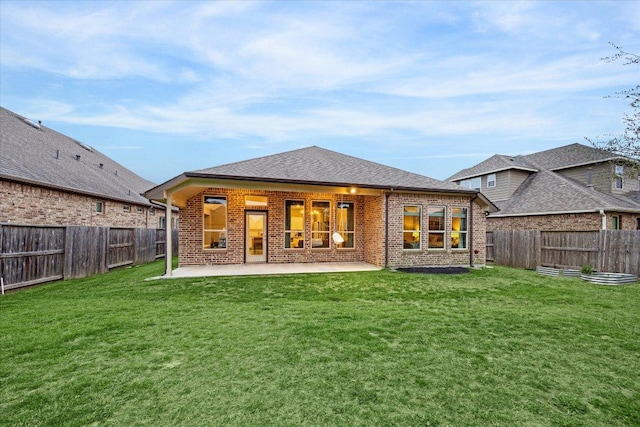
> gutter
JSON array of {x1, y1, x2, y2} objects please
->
[{"x1": 469, "y1": 195, "x2": 477, "y2": 268}]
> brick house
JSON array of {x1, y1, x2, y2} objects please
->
[
  {"x1": 145, "y1": 146, "x2": 496, "y2": 275},
  {"x1": 0, "y1": 106, "x2": 176, "y2": 229},
  {"x1": 447, "y1": 143, "x2": 640, "y2": 231}
]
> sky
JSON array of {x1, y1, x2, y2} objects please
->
[{"x1": 1, "y1": 1, "x2": 639, "y2": 185}]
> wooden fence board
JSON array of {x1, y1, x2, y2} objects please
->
[
  {"x1": 1, "y1": 224, "x2": 176, "y2": 290},
  {"x1": 488, "y1": 229, "x2": 639, "y2": 276}
]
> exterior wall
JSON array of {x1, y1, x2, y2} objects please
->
[
  {"x1": 385, "y1": 192, "x2": 486, "y2": 268},
  {"x1": 488, "y1": 212, "x2": 640, "y2": 232},
  {"x1": 180, "y1": 188, "x2": 364, "y2": 266},
  {"x1": 179, "y1": 187, "x2": 487, "y2": 268},
  {"x1": 0, "y1": 179, "x2": 168, "y2": 228},
  {"x1": 558, "y1": 163, "x2": 639, "y2": 194}
]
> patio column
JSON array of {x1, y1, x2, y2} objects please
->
[{"x1": 165, "y1": 191, "x2": 173, "y2": 276}]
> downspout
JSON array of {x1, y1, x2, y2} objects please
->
[
  {"x1": 384, "y1": 190, "x2": 392, "y2": 268},
  {"x1": 469, "y1": 195, "x2": 477, "y2": 268},
  {"x1": 599, "y1": 209, "x2": 606, "y2": 230},
  {"x1": 164, "y1": 191, "x2": 173, "y2": 276}
]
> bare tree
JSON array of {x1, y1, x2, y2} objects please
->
[{"x1": 587, "y1": 43, "x2": 639, "y2": 177}]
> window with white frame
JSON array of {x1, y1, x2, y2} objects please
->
[
  {"x1": 336, "y1": 201, "x2": 355, "y2": 249},
  {"x1": 487, "y1": 173, "x2": 496, "y2": 188},
  {"x1": 203, "y1": 196, "x2": 227, "y2": 249},
  {"x1": 451, "y1": 207, "x2": 468, "y2": 249},
  {"x1": 460, "y1": 177, "x2": 481, "y2": 190},
  {"x1": 403, "y1": 205, "x2": 421, "y2": 250},
  {"x1": 612, "y1": 215, "x2": 621, "y2": 230},
  {"x1": 427, "y1": 206, "x2": 445, "y2": 249},
  {"x1": 95, "y1": 201, "x2": 104, "y2": 214},
  {"x1": 123, "y1": 204, "x2": 131, "y2": 212},
  {"x1": 285, "y1": 200, "x2": 305, "y2": 249},
  {"x1": 615, "y1": 165, "x2": 624, "y2": 189},
  {"x1": 158, "y1": 217, "x2": 166, "y2": 229}
]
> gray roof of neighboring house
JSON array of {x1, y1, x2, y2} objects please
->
[
  {"x1": 491, "y1": 169, "x2": 640, "y2": 216},
  {"x1": 0, "y1": 106, "x2": 155, "y2": 205},
  {"x1": 447, "y1": 154, "x2": 537, "y2": 181},
  {"x1": 191, "y1": 145, "x2": 467, "y2": 192},
  {"x1": 522, "y1": 142, "x2": 621, "y2": 170}
]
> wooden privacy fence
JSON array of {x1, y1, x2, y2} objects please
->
[
  {"x1": 0, "y1": 224, "x2": 178, "y2": 291},
  {"x1": 487, "y1": 230, "x2": 640, "y2": 276}
]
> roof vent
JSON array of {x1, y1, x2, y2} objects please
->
[
  {"x1": 99, "y1": 163, "x2": 104, "y2": 169},
  {"x1": 24, "y1": 118, "x2": 41, "y2": 130},
  {"x1": 75, "y1": 155, "x2": 81, "y2": 161},
  {"x1": 74, "y1": 140, "x2": 93, "y2": 152}
]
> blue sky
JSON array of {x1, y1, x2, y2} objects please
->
[{"x1": 1, "y1": 1, "x2": 638, "y2": 185}]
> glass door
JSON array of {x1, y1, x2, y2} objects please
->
[{"x1": 246, "y1": 212, "x2": 267, "y2": 263}]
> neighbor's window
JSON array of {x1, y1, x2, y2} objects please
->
[
  {"x1": 403, "y1": 205, "x2": 421, "y2": 250},
  {"x1": 336, "y1": 201, "x2": 355, "y2": 249},
  {"x1": 95, "y1": 201, "x2": 104, "y2": 214},
  {"x1": 158, "y1": 217, "x2": 166, "y2": 230},
  {"x1": 285, "y1": 200, "x2": 305, "y2": 249},
  {"x1": 460, "y1": 177, "x2": 481, "y2": 190},
  {"x1": 311, "y1": 201, "x2": 330, "y2": 249},
  {"x1": 612, "y1": 215, "x2": 621, "y2": 230},
  {"x1": 203, "y1": 196, "x2": 227, "y2": 249},
  {"x1": 615, "y1": 165, "x2": 624, "y2": 189},
  {"x1": 451, "y1": 207, "x2": 468, "y2": 250},
  {"x1": 636, "y1": 217, "x2": 640, "y2": 230},
  {"x1": 487, "y1": 173, "x2": 496, "y2": 188},
  {"x1": 136, "y1": 207, "x2": 144, "y2": 214},
  {"x1": 123, "y1": 204, "x2": 131, "y2": 212},
  {"x1": 427, "y1": 206, "x2": 446, "y2": 249}
]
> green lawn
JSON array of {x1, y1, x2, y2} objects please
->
[{"x1": 1, "y1": 262, "x2": 639, "y2": 427}]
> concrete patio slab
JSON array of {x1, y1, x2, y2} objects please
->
[{"x1": 152, "y1": 262, "x2": 381, "y2": 279}]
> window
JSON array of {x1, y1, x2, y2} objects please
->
[
  {"x1": 336, "y1": 202, "x2": 355, "y2": 249},
  {"x1": 245, "y1": 195, "x2": 268, "y2": 207},
  {"x1": 451, "y1": 207, "x2": 468, "y2": 249},
  {"x1": 487, "y1": 173, "x2": 496, "y2": 188},
  {"x1": 285, "y1": 200, "x2": 305, "y2": 249},
  {"x1": 123, "y1": 204, "x2": 131, "y2": 212},
  {"x1": 460, "y1": 177, "x2": 481, "y2": 190},
  {"x1": 158, "y1": 217, "x2": 166, "y2": 229},
  {"x1": 203, "y1": 196, "x2": 227, "y2": 249},
  {"x1": 136, "y1": 207, "x2": 144, "y2": 214},
  {"x1": 615, "y1": 165, "x2": 624, "y2": 189},
  {"x1": 612, "y1": 215, "x2": 621, "y2": 230},
  {"x1": 95, "y1": 201, "x2": 104, "y2": 214},
  {"x1": 636, "y1": 218, "x2": 640, "y2": 230},
  {"x1": 427, "y1": 206, "x2": 446, "y2": 249},
  {"x1": 403, "y1": 205, "x2": 421, "y2": 250},
  {"x1": 311, "y1": 201, "x2": 330, "y2": 249}
]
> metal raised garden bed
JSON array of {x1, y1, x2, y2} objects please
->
[{"x1": 581, "y1": 272, "x2": 638, "y2": 285}]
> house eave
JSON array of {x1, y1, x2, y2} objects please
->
[
  {"x1": 449, "y1": 166, "x2": 538, "y2": 182},
  {"x1": 1, "y1": 173, "x2": 153, "y2": 207},
  {"x1": 489, "y1": 207, "x2": 640, "y2": 218}
]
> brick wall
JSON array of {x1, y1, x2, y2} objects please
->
[
  {"x1": 179, "y1": 187, "x2": 487, "y2": 268},
  {"x1": 0, "y1": 179, "x2": 168, "y2": 229},
  {"x1": 384, "y1": 192, "x2": 487, "y2": 268},
  {"x1": 487, "y1": 212, "x2": 640, "y2": 231}
]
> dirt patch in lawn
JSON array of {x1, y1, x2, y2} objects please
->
[{"x1": 396, "y1": 267, "x2": 470, "y2": 274}]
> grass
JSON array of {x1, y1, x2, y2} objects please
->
[{"x1": 1, "y1": 262, "x2": 639, "y2": 427}]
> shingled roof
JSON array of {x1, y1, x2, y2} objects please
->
[
  {"x1": 447, "y1": 154, "x2": 537, "y2": 181},
  {"x1": 492, "y1": 169, "x2": 640, "y2": 216},
  {"x1": 191, "y1": 146, "x2": 466, "y2": 192},
  {"x1": 522, "y1": 143, "x2": 621, "y2": 171},
  {"x1": 0, "y1": 106, "x2": 155, "y2": 205}
]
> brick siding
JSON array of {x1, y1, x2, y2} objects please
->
[
  {"x1": 179, "y1": 187, "x2": 487, "y2": 268},
  {"x1": 487, "y1": 212, "x2": 640, "y2": 231},
  {"x1": 0, "y1": 180, "x2": 170, "y2": 228}
]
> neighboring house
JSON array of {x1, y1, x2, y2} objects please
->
[
  {"x1": 448, "y1": 143, "x2": 640, "y2": 231},
  {"x1": 0, "y1": 106, "x2": 176, "y2": 229},
  {"x1": 145, "y1": 146, "x2": 497, "y2": 275}
]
